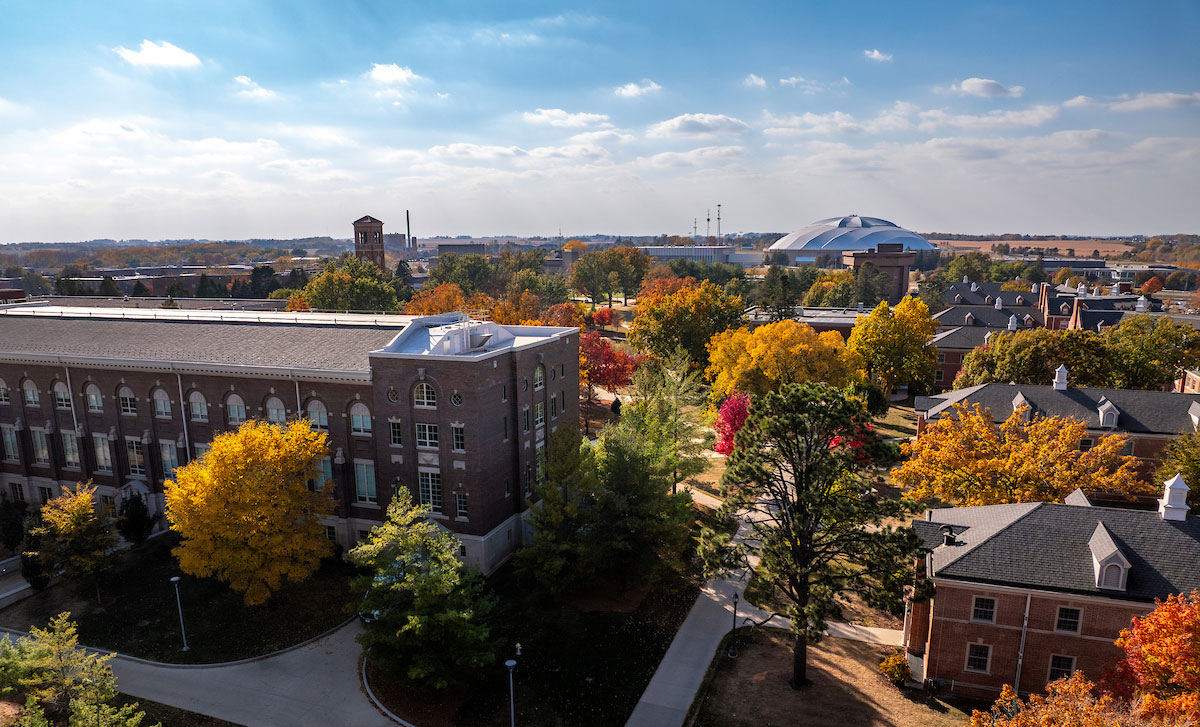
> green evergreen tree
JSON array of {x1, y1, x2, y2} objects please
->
[
  {"x1": 96, "y1": 277, "x2": 120, "y2": 296},
  {"x1": 129, "y1": 281, "x2": 151, "y2": 297},
  {"x1": 115, "y1": 494, "x2": 157, "y2": 546},
  {"x1": 0, "y1": 496, "x2": 25, "y2": 553}
]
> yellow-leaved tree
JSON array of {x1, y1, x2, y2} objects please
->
[
  {"x1": 165, "y1": 420, "x2": 333, "y2": 605},
  {"x1": 893, "y1": 403, "x2": 1146, "y2": 505},
  {"x1": 847, "y1": 297, "x2": 938, "y2": 396},
  {"x1": 705, "y1": 320, "x2": 863, "y2": 402}
]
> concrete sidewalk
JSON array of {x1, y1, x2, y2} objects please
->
[{"x1": 112, "y1": 620, "x2": 396, "y2": 727}]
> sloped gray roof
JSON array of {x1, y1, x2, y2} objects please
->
[
  {"x1": 931, "y1": 325, "x2": 1011, "y2": 351},
  {"x1": 933, "y1": 305, "x2": 1043, "y2": 329},
  {"x1": 0, "y1": 315, "x2": 402, "y2": 371},
  {"x1": 918, "y1": 383, "x2": 1200, "y2": 434},
  {"x1": 943, "y1": 282, "x2": 1037, "y2": 307},
  {"x1": 922, "y1": 502, "x2": 1200, "y2": 602}
]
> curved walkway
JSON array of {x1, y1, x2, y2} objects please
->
[{"x1": 112, "y1": 619, "x2": 397, "y2": 727}]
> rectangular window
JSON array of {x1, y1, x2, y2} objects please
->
[
  {"x1": 32, "y1": 431, "x2": 50, "y2": 464},
  {"x1": 935, "y1": 369, "x2": 945, "y2": 382},
  {"x1": 267, "y1": 405, "x2": 286, "y2": 424},
  {"x1": 390, "y1": 421, "x2": 403, "y2": 446},
  {"x1": 93, "y1": 435, "x2": 112, "y2": 471},
  {"x1": 324, "y1": 525, "x2": 337, "y2": 542},
  {"x1": 501, "y1": 384, "x2": 507, "y2": 402},
  {"x1": 1079, "y1": 438, "x2": 1094, "y2": 452},
  {"x1": 418, "y1": 470, "x2": 442, "y2": 512},
  {"x1": 160, "y1": 442, "x2": 178, "y2": 478},
  {"x1": 154, "y1": 397, "x2": 171, "y2": 418},
  {"x1": 38, "y1": 486, "x2": 52, "y2": 504},
  {"x1": 524, "y1": 465, "x2": 532, "y2": 495},
  {"x1": 87, "y1": 390, "x2": 103, "y2": 412},
  {"x1": 351, "y1": 411, "x2": 372, "y2": 435},
  {"x1": 504, "y1": 415, "x2": 509, "y2": 439},
  {"x1": 55, "y1": 389, "x2": 71, "y2": 409},
  {"x1": 312, "y1": 457, "x2": 332, "y2": 491},
  {"x1": 1, "y1": 427, "x2": 18, "y2": 462},
  {"x1": 24, "y1": 387, "x2": 39, "y2": 407},
  {"x1": 126, "y1": 439, "x2": 145, "y2": 476},
  {"x1": 452, "y1": 425, "x2": 465, "y2": 452},
  {"x1": 0, "y1": 385, "x2": 8, "y2": 404},
  {"x1": 972, "y1": 597, "x2": 996, "y2": 623},
  {"x1": 1048, "y1": 655, "x2": 1076, "y2": 681},
  {"x1": 308, "y1": 408, "x2": 327, "y2": 430},
  {"x1": 120, "y1": 394, "x2": 137, "y2": 416},
  {"x1": 550, "y1": 395, "x2": 557, "y2": 419},
  {"x1": 194, "y1": 442, "x2": 210, "y2": 459},
  {"x1": 354, "y1": 461, "x2": 377, "y2": 504},
  {"x1": 505, "y1": 478, "x2": 511, "y2": 497},
  {"x1": 62, "y1": 433, "x2": 80, "y2": 468},
  {"x1": 966, "y1": 643, "x2": 991, "y2": 673},
  {"x1": 190, "y1": 399, "x2": 208, "y2": 421},
  {"x1": 416, "y1": 423, "x2": 439, "y2": 448},
  {"x1": 9, "y1": 483, "x2": 24, "y2": 502},
  {"x1": 535, "y1": 402, "x2": 545, "y2": 427},
  {"x1": 357, "y1": 529, "x2": 370, "y2": 543},
  {"x1": 227, "y1": 404, "x2": 246, "y2": 426},
  {"x1": 100, "y1": 494, "x2": 115, "y2": 517},
  {"x1": 456, "y1": 492, "x2": 468, "y2": 518},
  {"x1": 1055, "y1": 607, "x2": 1081, "y2": 633},
  {"x1": 523, "y1": 409, "x2": 530, "y2": 433}
]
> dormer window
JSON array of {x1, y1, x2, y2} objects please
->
[
  {"x1": 1023, "y1": 314, "x2": 1035, "y2": 326},
  {"x1": 985, "y1": 295, "x2": 994, "y2": 304},
  {"x1": 1089, "y1": 522, "x2": 1130, "y2": 591},
  {"x1": 1101, "y1": 563, "x2": 1123, "y2": 589},
  {"x1": 954, "y1": 294, "x2": 963, "y2": 304},
  {"x1": 1016, "y1": 296, "x2": 1025, "y2": 306},
  {"x1": 1097, "y1": 400, "x2": 1119, "y2": 429},
  {"x1": 965, "y1": 313, "x2": 975, "y2": 326}
]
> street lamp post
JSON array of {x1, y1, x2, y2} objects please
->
[
  {"x1": 170, "y1": 576, "x2": 190, "y2": 652},
  {"x1": 728, "y1": 592, "x2": 740, "y2": 658},
  {"x1": 505, "y1": 659, "x2": 517, "y2": 727}
]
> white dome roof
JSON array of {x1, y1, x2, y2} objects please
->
[{"x1": 768, "y1": 215, "x2": 934, "y2": 255}]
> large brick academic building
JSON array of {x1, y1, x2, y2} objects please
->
[{"x1": 0, "y1": 303, "x2": 578, "y2": 573}]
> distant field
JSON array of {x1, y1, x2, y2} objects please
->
[{"x1": 932, "y1": 238, "x2": 1133, "y2": 256}]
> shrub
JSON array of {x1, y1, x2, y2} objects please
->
[{"x1": 880, "y1": 651, "x2": 911, "y2": 685}]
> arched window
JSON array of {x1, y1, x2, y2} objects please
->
[
  {"x1": 118, "y1": 386, "x2": 137, "y2": 415},
  {"x1": 153, "y1": 389, "x2": 172, "y2": 418},
  {"x1": 0, "y1": 377, "x2": 8, "y2": 405},
  {"x1": 414, "y1": 383, "x2": 437, "y2": 408},
  {"x1": 22, "y1": 380, "x2": 39, "y2": 407},
  {"x1": 226, "y1": 394, "x2": 246, "y2": 426},
  {"x1": 189, "y1": 391, "x2": 208, "y2": 421},
  {"x1": 265, "y1": 397, "x2": 286, "y2": 425},
  {"x1": 350, "y1": 402, "x2": 372, "y2": 434},
  {"x1": 85, "y1": 384, "x2": 103, "y2": 412},
  {"x1": 53, "y1": 382, "x2": 71, "y2": 409},
  {"x1": 306, "y1": 399, "x2": 328, "y2": 430},
  {"x1": 533, "y1": 365, "x2": 545, "y2": 390},
  {"x1": 1102, "y1": 563, "x2": 1123, "y2": 589}
]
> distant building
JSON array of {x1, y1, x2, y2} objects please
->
[
  {"x1": 905, "y1": 478, "x2": 1199, "y2": 700},
  {"x1": 636, "y1": 245, "x2": 734, "y2": 264},
  {"x1": 353, "y1": 215, "x2": 386, "y2": 270},
  {"x1": 767, "y1": 215, "x2": 935, "y2": 265},
  {"x1": 842, "y1": 242, "x2": 915, "y2": 304}
]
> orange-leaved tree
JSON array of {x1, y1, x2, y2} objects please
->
[
  {"x1": 893, "y1": 403, "x2": 1145, "y2": 505},
  {"x1": 403, "y1": 282, "x2": 466, "y2": 315},
  {"x1": 628, "y1": 279, "x2": 743, "y2": 366},
  {"x1": 706, "y1": 320, "x2": 863, "y2": 403},
  {"x1": 968, "y1": 673, "x2": 1167, "y2": 727},
  {"x1": 1110, "y1": 589, "x2": 1200, "y2": 722},
  {"x1": 165, "y1": 420, "x2": 333, "y2": 606}
]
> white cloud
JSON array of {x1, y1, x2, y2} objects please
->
[
  {"x1": 646, "y1": 113, "x2": 750, "y2": 139},
  {"x1": 946, "y1": 78, "x2": 1025, "y2": 98},
  {"x1": 522, "y1": 108, "x2": 611, "y2": 128},
  {"x1": 113, "y1": 40, "x2": 201, "y2": 69},
  {"x1": 763, "y1": 102, "x2": 917, "y2": 136},
  {"x1": 1064, "y1": 95, "x2": 1096, "y2": 108},
  {"x1": 614, "y1": 79, "x2": 662, "y2": 98},
  {"x1": 234, "y1": 76, "x2": 278, "y2": 101},
  {"x1": 368, "y1": 63, "x2": 422, "y2": 85},
  {"x1": 779, "y1": 75, "x2": 850, "y2": 94},
  {"x1": 917, "y1": 105, "x2": 1059, "y2": 130},
  {"x1": 429, "y1": 143, "x2": 526, "y2": 160},
  {"x1": 743, "y1": 74, "x2": 767, "y2": 88},
  {"x1": 569, "y1": 129, "x2": 636, "y2": 144},
  {"x1": 635, "y1": 146, "x2": 746, "y2": 170},
  {"x1": 1109, "y1": 91, "x2": 1200, "y2": 111},
  {"x1": 0, "y1": 97, "x2": 29, "y2": 116},
  {"x1": 270, "y1": 124, "x2": 356, "y2": 148},
  {"x1": 864, "y1": 49, "x2": 892, "y2": 63}
]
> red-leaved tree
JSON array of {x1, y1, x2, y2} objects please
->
[
  {"x1": 713, "y1": 392, "x2": 750, "y2": 455},
  {"x1": 591, "y1": 307, "x2": 621, "y2": 329},
  {"x1": 1109, "y1": 588, "x2": 1200, "y2": 722},
  {"x1": 1141, "y1": 276, "x2": 1164, "y2": 295},
  {"x1": 580, "y1": 331, "x2": 635, "y2": 406}
]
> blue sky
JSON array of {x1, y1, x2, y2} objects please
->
[{"x1": 1, "y1": 0, "x2": 1198, "y2": 241}]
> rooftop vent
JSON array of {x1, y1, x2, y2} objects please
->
[
  {"x1": 1053, "y1": 364, "x2": 1068, "y2": 391},
  {"x1": 938, "y1": 524, "x2": 958, "y2": 547},
  {"x1": 1007, "y1": 314, "x2": 1019, "y2": 332}
]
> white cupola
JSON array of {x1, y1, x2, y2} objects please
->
[
  {"x1": 963, "y1": 275, "x2": 969, "y2": 283},
  {"x1": 1159, "y1": 474, "x2": 1191, "y2": 522},
  {"x1": 970, "y1": 282, "x2": 979, "y2": 292},
  {"x1": 1076, "y1": 282, "x2": 1088, "y2": 297},
  {"x1": 994, "y1": 297, "x2": 1003, "y2": 310},
  {"x1": 1007, "y1": 315, "x2": 1019, "y2": 332},
  {"x1": 1053, "y1": 364, "x2": 1069, "y2": 391},
  {"x1": 1136, "y1": 296, "x2": 1149, "y2": 312}
]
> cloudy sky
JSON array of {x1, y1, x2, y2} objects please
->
[{"x1": 1, "y1": 0, "x2": 1198, "y2": 242}]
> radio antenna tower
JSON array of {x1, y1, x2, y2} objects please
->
[
  {"x1": 706, "y1": 209, "x2": 711, "y2": 242},
  {"x1": 693, "y1": 218, "x2": 698, "y2": 240},
  {"x1": 717, "y1": 204, "x2": 722, "y2": 242}
]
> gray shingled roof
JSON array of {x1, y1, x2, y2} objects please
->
[
  {"x1": 0, "y1": 316, "x2": 402, "y2": 371},
  {"x1": 917, "y1": 383, "x2": 1200, "y2": 434},
  {"x1": 943, "y1": 282, "x2": 1037, "y2": 307},
  {"x1": 921, "y1": 502, "x2": 1200, "y2": 602},
  {"x1": 931, "y1": 325, "x2": 1011, "y2": 351},
  {"x1": 934, "y1": 305, "x2": 1043, "y2": 329}
]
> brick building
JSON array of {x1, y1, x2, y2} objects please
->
[
  {"x1": 0, "y1": 303, "x2": 578, "y2": 574},
  {"x1": 904, "y1": 479, "x2": 1199, "y2": 699},
  {"x1": 353, "y1": 215, "x2": 387, "y2": 270},
  {"x1": 915, "y1": 368, "x2": 1200, "y2": 469}
]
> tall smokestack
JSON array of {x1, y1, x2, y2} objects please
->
[{"x1": 406, "y1": 209, "x2": 413, "y2": 250}]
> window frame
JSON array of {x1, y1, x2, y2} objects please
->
[
  {"x1": 1055, "y1": 606, "x2": 1081, "y2": 634},
  {"x1": 456, "y1": 492, "x2": 468, "y2": 518},
  {"x1": 160, "y1": 441, "x2": 179, "y2": 479},
  {"x1": 31, "y1": 430, "x2": 50, "y2": 465},
  {"x1": 306, "y1": 399, "x2": 328, "y2": 430},
  {"x1": 418, "y1": 468, "x2": 443, "y2": 513},
  {"x1": 416, "y1": 422, "x2": 439, "y2": 449},
  {"x1": 189, "y1": 392, "x2": 209, "y2": 422},
  {"x1": 971, "y1": 596, "x2": 997, "y2": 624},
  {"x1": 350, "y1": 402, "x2": 372, "y2": 435},
  {"x1": 225, "y1": 394, "x2": 247, "y2": 426},
  {"x1": 414, "y1": 383, "x2": 437, "y2": 409},
  {"x1": 118, "y1": 386, "x2": 137, "y2": 416},
  {"x1": 125, "y1": 438, "x2": 146, "y2": 476},
  {"x1": 265, "y1": 397, "x2": 287, "y2": 425},
  {"x1": 1, "y1": 426, "x2": 19, "y2": 463},
  {"x1": 1047, "y1": 654, "x2": 1076, "y2": 682},
  {"x1": 452, "y1": 425, "x2": 465, "y2": 452},
  {"x1": 533, "y1": 365, "x2": 545, "y2": 391},
  {"x1": 23, "y1": 381, "x2": 40, "y2": 407},
  {"x1": 389, "y1": 421, "x2": 403, "y2": 447},
  {"x1": 153, "y1": 389, "x2": 172, "y2": 418},
  {"x1": 965, "y1": 643, "x2": 991, "y2": 674},
  {"x1": 53, "y1": 382, "x2": 71, "y2": 410},
  {"x1": 85, "y1": 385, "x2": 103, "y2": 412},
  {"x1": 0, "y1": 378, "x2": 8, "y2": 405},
  {"x1": 354, "y1": 460, "x2": 377, "y2": 504},
  {"x1": 93, "y1": 434, "x2": 112, "y2": 472},
  {"x1": 62, "y1": 432, "x2": 80, "y2": 468}
]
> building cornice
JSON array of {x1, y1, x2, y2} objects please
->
[
  {"x1": 0, "y1": 352, "x2": 371, "y2": 385},
  {"x1": 931, "y1": 577, "x2": 1155, "y2": 608}
]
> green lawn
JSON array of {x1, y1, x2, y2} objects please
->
[
  {"x1": 0, "y1": 533, "x2": 361, "y2": 664},
  {"x1": 875, "y1": 404, "x2": 918, "y2": 441}
]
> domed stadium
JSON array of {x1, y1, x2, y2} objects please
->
[{"x1": 767, "y1": 215, "x2": 935, "y2": 263}]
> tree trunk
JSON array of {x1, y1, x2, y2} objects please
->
[{"x1": 791, "y1": 632, "x2": 810, "y2": 689}]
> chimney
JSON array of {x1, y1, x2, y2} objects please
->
[
  {"x1": 1159, "y1": 474, "x2": 1191, "y2": 522},
  {"x1": 939, "y1": 524, "x2": 958, "y2": 546},
  {"x1": 1053, "y1": 364, "x2": 1069, "y2": 391},
  {"x1": 1008, "y1": 314, "x2": 1019, "y2": 332},
  {"x1": 970, "y1": 282, "x2": 979, "y2": 292},
  {"x1": 994, "y1": 297, "x2": 1003, "y2": 310}
]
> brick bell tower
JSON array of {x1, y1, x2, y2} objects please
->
[{"x1": 352, "y1": 215, "x2": 386, "y2": 270}]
